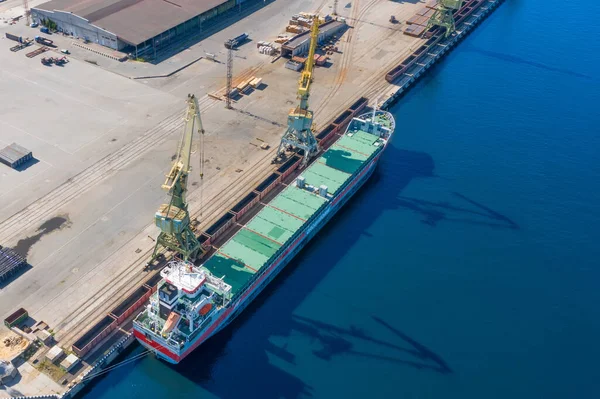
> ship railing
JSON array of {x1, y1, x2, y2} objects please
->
[{"x1": 168, "y1": 337, "x2": 184, "y2": 349}]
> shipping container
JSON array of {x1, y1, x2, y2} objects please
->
[{"x1": 4, "y1": 308, "x2": 28, "y2": 329}]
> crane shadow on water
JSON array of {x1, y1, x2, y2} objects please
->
[
  {"x1": 290, "y1": 315, "x2": 453, "y2": 374},
  {"x1": 397, "y1": 192, "x2": 519, "y2": 229}
]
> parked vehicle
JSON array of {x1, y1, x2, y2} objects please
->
[
  {"x1": 35, "y1": 36, "x2": 54, "y2": 46},
  {"x1": 224, "y1": 33, "x2": 249, "y2": 49},
  {"x1": 30, "y1": 22, "x2": 38, "y2": 28}
]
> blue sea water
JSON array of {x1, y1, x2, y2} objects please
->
[{"x1": 80, "y1": 1, "x2": 600, "y2": 398}]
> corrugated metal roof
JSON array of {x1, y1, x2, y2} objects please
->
[
  {"x1": 283, "y1": 20, "x2": 345, "y2": 49},
  {"x1": 35, "y1": 0, "x2": 228, "y2": 45},
  {"x1": 0, "y1": 143, "x2": 31, "y2": 164}
]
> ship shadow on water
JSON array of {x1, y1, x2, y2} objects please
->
[{"x1": 171, "y1": 145, "x2": 448, "y2": 398}]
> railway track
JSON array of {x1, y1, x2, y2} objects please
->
[
  {"x1": 314, "y1": 0, "x2": 330, "y2": 14},
  {"x1": 313, "y1": 0, "x2": 382, "y2": 115}
]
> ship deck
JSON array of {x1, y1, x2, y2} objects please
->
[{"x1": 203, "y1": 123, "x2": 386, "y2": 297}]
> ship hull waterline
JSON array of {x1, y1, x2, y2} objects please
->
[{"x1": 133, "y1": 151, "x2": 383, "y2": 364}]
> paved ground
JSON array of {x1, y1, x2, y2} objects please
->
[
  {"x1": 0, "y1": 0, "x2": 426, "y2": 395},
  {"x1": 0, "y1": 361, "x2": 63, "y2": 397}
]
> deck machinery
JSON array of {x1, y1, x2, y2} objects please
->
[
  {"x1": 426, "y1": 0, "x2": 464, "y2": 37},
  {"x1": 150, "y1": 95, "x2": 204, "y2": 263},
  {"x1": 274, "y1": 15, "x2": 321, "y2": 168}
]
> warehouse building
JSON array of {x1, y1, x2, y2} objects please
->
[
  {"x1": 31, "y1": 0, "x2": 242, "y2": 54},
  {"x1": 281, "y1": 19, "x2": 347, "y2": 58}
]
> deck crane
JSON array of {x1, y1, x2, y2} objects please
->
[
  {"x1": 150, "y1": 94, "x2": 204, "y2": 263},
  {"x1": 426, "y1": 0, "x2": 463, "y2": 37},
  {"x1": 274, "y1": 15, "x2": 320, "y2": 167}
]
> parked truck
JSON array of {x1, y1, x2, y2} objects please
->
[
  {"x1": 35, "y1": 36, "x2": 54, "y2": 47},
  {"x1": 224, "y1": 33, "x2": 249, "y2": 49}
]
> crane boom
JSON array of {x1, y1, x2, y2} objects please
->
[
  {"x1": 162, "y1": 94, "x2": 204, "y2": 209},
  {"x1": 297, "y1": 16, "x2": 320, "y2": 110}
]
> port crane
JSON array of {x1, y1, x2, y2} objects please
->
[
  {"x1": 426, "y1": 0, "x2": 463, "y2": 37},
  {"x1": 150, "y1": 94, "x2": 204, "y2": 263},
  {"x1": 274, "y1": 15, "x2": 320, "y2": 167}
]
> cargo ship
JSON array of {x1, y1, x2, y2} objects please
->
[{"x1": 133, "y1": 109, "x2": 396, "y2": 363}]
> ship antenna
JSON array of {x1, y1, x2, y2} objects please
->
[{"x1": 372, "y1": 97, "x2": 379, "y2": 121}]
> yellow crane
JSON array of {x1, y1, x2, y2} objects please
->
[
  {"x1": 150, "y1": 94, "x2": 204, "y2": 263},
  {"x1": 275, "y1": 15, "x2": 321, "y2": 167}
]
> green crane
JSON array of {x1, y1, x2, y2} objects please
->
[
  {"x1": 150, "y1": 94, "x2": 204, "y2": 263},
  {"x1": 426, "y1": 0, "x2": 463, "y2": 37}
]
